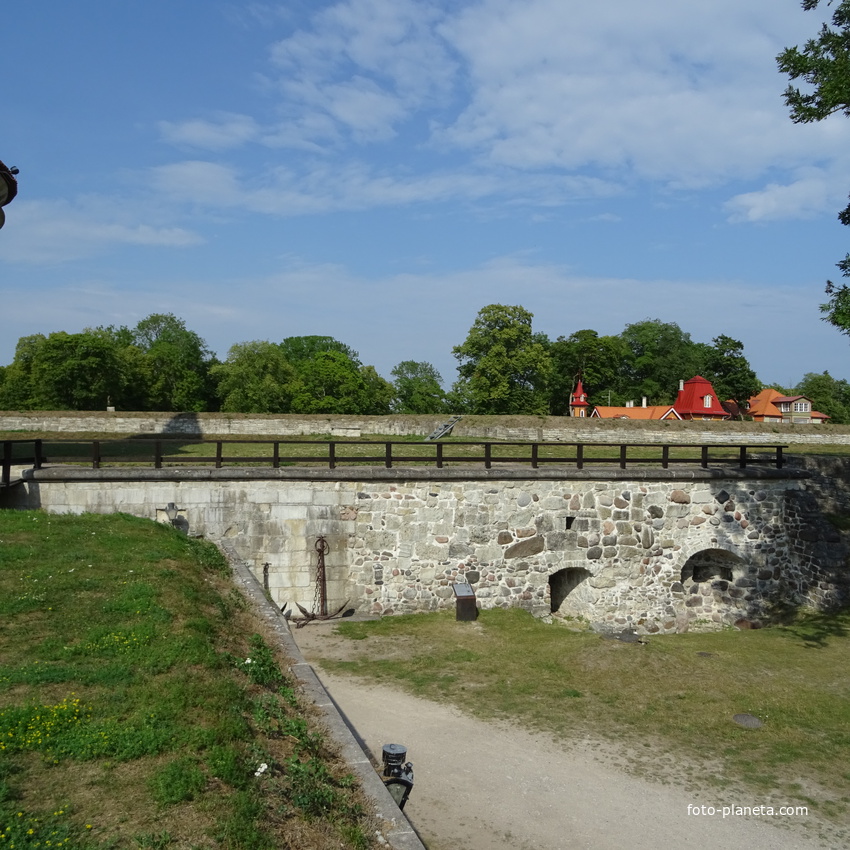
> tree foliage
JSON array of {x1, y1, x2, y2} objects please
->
[
  {"x1": 700, "y1": 335, "x2": 762, "y2": 412},
  {"x1": 618, "y1": 320, "x2": 703, "y2": 404},
  {"x1": 391, "y1": 361, "x2": 447, "y2": 414},
  {"x1": 779, "y1": 0, "x2": 850, "y2": 335},
  {"x1": 548, "y1": 330, "x2": 628, "y2": 413},
  {"x1": 796, "y1": 370, "x2": 850, "y2": 422},
  {"x1": 212, "y1": 341, "x2": 297, "y2": 413},
  {"x1": 452, "y1": 305, "x2": 551, "y2": 414},
  {"x1": 131, "y1": 313, "x2": 217, "y2": 411}
]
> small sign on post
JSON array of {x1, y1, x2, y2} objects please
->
[{"x1": 452, "y1": 582, "x2": 478, "y2": 621}]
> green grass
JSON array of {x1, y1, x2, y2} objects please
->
[
  {"x1": 323, "y1": 607, "x2": 850, "y2": 828},
  {"x1": 0, "y1": 510, "x2": 378, "y2": 849}
]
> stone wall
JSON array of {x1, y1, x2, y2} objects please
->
[
  {"x1": 6, "y1": 465, "x2": 845, "y2": 635},
  {"x1": 3, "y1": 410, "x2": 850, "y2": 447}
]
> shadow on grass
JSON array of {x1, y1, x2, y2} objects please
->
[{"x1": 780, "y1": 607, "x2": 850, "y2": 648}]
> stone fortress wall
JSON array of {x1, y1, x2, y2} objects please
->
[
  {"x1": 3, "y1": 410, "x2": 850, "y2": 447},
  {"x1": 7, "y1": 465, "x2": 847, "y2": 636},
  {"x1": 3, "y1": 411, "x2": 848, "y2": 634}
]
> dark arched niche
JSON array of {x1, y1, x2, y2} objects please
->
[
  {"x1": 549, "y1": 567, "x2": 592, "y2": 613},
  {"x1": 680, "y1": 548, "x2": 744, "y2": 584}
]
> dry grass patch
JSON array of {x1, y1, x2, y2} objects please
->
[{"x1": 320, "y1": 606, "x2": 850, "y2": 838}]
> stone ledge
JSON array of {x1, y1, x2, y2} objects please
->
[{"x1": 22, "y1": 465, "x2": 809, "y2": 483}]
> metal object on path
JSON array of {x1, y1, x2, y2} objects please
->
[
  {"x1": 381, "y1": 743, "x2": 414, "y2": 810},
  {"x1": 452, "y1": 582, "x2": 478, "y2": 621},
  {"x1": 732, "y1": 713, "x2": 764, "y2": 729}
]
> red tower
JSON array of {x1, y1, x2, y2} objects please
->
[{"x1": 569, "y1": 377, "x2": 590, "y2": 418}]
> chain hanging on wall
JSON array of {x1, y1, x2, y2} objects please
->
[{"x1": 313, "y1": 535, "x2": 329, "y2": 617}]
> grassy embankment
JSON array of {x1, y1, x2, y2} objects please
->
[
  {"x1": 318, "y1": 604, "x2": 850, "y2": 840},
  {"x1": 0, "y1": 510, "x2": 378, "y2": 850}
]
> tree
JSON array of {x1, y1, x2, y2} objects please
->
[
  {"x1": 28, "y1": 331, "x2": 126, "y2": 410},
  {"x1": 821, "y1": 279, "x2": 850, "y2": 336},
  {"x1": 358, "y1": 365, "x2": 395, "y2": 415},
  {"x1": 700, "y1": 335, "x2": 761, "y2": 413},
  {"x1": 0, "y1": 334, "x2": 45, "y2": 409},
  {"x1": 618, "y1": 320, "x2": 703, "y2": 403},
  {"x1": 279, "y1": 335, "x2": 359, "y2": 366},
  {"x1": 548, "y1": 330, "x2": 629, "y2": 413},
  {"x1": 390, "y1": 361, "x2": 447, "y2": 414},
  {"x1": 796, "y1": 370, "x2": 850, "y2": 422},
  {"x1": 778, "y1": 1, "x2": 850, "y2": 335},
  {"x1": 289, "y1": 351, "x2": 373, "y2": 415},
  {"x1": 452, "y1": 305, "x2": 551, "y2": 415},
  {"x1": 131, "y1": 314, "x2": 217, "y2": 411},
  {"x1": 212, "y1": 341, "x2": 297, "y2": 413}
]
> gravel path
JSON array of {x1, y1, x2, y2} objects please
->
[{"x1": 293, "y1": 621, "x2": 840, "y2": 850}]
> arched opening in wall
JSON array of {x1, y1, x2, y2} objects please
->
[
  {"x1": 680, "y1": 549, "x2": 742, "y2": 585},
  {"x1": 549, "y1": 568, "x2": 592, "y2": 614}
]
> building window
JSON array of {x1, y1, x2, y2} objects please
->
[
  {"x1": 703, "y1": 395, "x2": 712, "y2": 408},
  {"x1": 779, "y1": 403, "x2": 791, "y2": 412},
  {"x1": 794, "y1": 401, "x2": 810, "y2": 412}
]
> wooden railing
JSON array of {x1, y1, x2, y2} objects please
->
[{"x1": 2, "y1": 438, "x2": 788, "y2": 483}]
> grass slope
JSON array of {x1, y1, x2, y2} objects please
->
[{"x1": 0, "y1": 511, "x2": 377, "y2": 850}]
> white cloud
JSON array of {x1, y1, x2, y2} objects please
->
[
  {"x1": 0, "y1": 199, "x2": 203, "y2": 264},
  {"x1": 725, "y1": 166, "x2": 850, "y2": 222},
  {"x1": 151, "y1": 159, "x2": 621, "y2": 214},
  {"x1": 269, "y1": 0, "x2": 455, "y2": 145},
  {"x1": 159, "y1": 113, "x2": 261, "y2": 150}
]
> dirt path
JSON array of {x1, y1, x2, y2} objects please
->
[{"x1": 293, "y1": 621, "x2": 839, "y2": 850}]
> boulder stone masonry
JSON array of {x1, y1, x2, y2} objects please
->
[{"x1": 345, "y1": 477, "x2": 847, "y2": 633}]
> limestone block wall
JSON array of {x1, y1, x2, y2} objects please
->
[
  {"x1": 7, "y1": 467, "x2": 844, "y2": 635},
  {"x1": 3, "y1": 410, "x2": 850, "y2": 448}
]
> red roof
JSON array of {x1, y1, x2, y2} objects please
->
[
  {"x1": 674, "y1": 376, "x2": 729, "y2": 419},
  {"x1": 570, "y1": 378, "x2": 589, "y2": 409}
]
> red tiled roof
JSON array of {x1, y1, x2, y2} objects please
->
[
  {"x1": 590, "y1": 405, "x2": 681, "y2": 420},
  {"x1": 673, "y1": 375, "x2": 729, "y2": 418}
]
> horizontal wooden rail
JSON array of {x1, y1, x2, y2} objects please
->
[{"x1": 1, "y1": 438, "x2": 790, "y2": 477}]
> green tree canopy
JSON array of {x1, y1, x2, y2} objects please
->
[
  {"x1": 796, "y1": 370, "x2": 850, "y2": 423},
  {"x1": 548, "y1": 330, "x2": 629, "y2": 413},
  {"x1": 27, "y1": 331, "x2": 125, "y2": 410},
  {"x1": 618, "y1": 319, "x2": 703, "y2": 404},
  {"x1": 700, "y1": 335, "x2": 761, "y2": 412},
  {"x1": 131, "y1": 313, "x2": 217, "y2": 411},
  {"x1": 212, "y1": 341, "x2": 297, "y2": 413},
  {"x1": 390, "y1": 361, "x2": 447, "y2": 414},
  {"x1": 0, "y1": 334, "x2": 46, "y2": 409},
  {"x1": 289, "y1": 351, "x2": 372, "y2": 415},
  {"x1": 279, "y1": 335, "x2": 359, "y2": 366},
  {"x1": 452, "y1": 304, "x2": 551, "y2": 415},
  {"x1": 779, "y1": 0, "x2": 850, "y2": 336}
]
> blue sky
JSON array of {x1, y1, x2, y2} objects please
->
[{"x1": 2, "y1": 0, "x2": 849, "y2": 391}]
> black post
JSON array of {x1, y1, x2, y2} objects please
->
[{"x1": 1, "y1": 441, "x2": 10, "y2": 487}]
